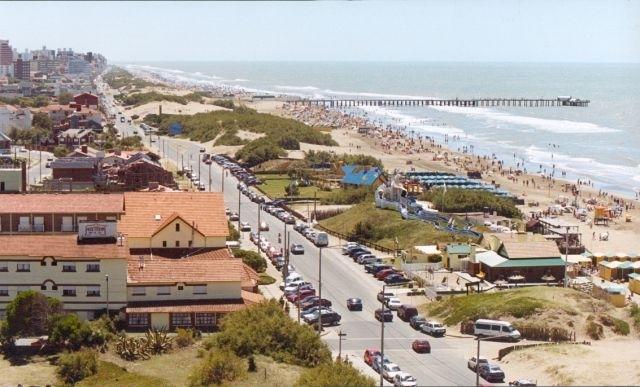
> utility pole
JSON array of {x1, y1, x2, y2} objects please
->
[
  {"x1": 237, "y1": 188, "x2": 241, "y2": 232},
  {"x1": 297, "y1": 286, "x2": 301, "y2": 324},
  {"x1": 283, "y1": 222, "x2": 288, "y2": 279},
  {"x1": 317, "y1": 246, "x2": 323, "y2": 335},
  {"x1": 564, "y1": 225, "x2": 570, "y2": 287},
  {"x1": 313, "y1": 191, "x2": 317, "y2": 223},
  {"x1": 208, "y1": 162, "x2": 212, "y2": 192},
  {"x1": 380, "y1": 283, "x2": 386, "y2": 387},
  {"x1": 222, "y1": 167, "x2": 226, "y2": 193},
  {"x1": 257, "y1": 204, "x2": 262, "y2": 243},
  {"x1": 476, "y1": 337, "x2": 481, "y2": 387},
  {"x1": 39, "y1": 149, "x2": 42, "y2": 184},
  {"x1": 105, "y1": 274, "x2": 110, "y2": 317}
]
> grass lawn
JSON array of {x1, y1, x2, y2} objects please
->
[
  {"x1": 319, "y1": 201, "x2": 471, "y2": 250},
  {"x1": 257, "y1": 176, "x2": 333, "y2": 200},
  {"x1": 236, "y1": 354, "x2": 306, "y2": 387},
  {"x1": 0, "y1": 355, "x2": 58, "y2": 386},
  {"x1": 78, "y1": 361, "x2": 170, "y2": 387}
]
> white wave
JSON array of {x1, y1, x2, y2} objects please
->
[
  {"x1": 275, "y1": 85, "x2": 319, "y2": 91},
  {"x1": 233, "y1": 78, "x2": 250, "y2": 82},
  {"x1": 322, "y1": 89, "x2": 439, "y2": 100},
  {"x1": 358, "y1": 105, "x2": 465, "y2": 136},
  {"x1": 429, "y1": 105, "x2": 619, "y2": 134}
]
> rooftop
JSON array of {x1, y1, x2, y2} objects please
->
[
  {"x1": 125, "y1": 291, "x2": 263, "y2": 314},
  {"x1": 0, "y1": 234, "x2": 127, "y2": 259},
  {"x1": 0, "y1": 193, "x2": 124, "y2": 213},
  {"x1": 126, "y1": 247, "x2": 243, "y2": 284},
  {"x1": 501, "y1": 240, "x2": 561, "y2": 259},
  {"x1": 120, "y1": 192, "x2": 228, "y2": 238}
]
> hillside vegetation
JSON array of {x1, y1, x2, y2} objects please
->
[
  {"x1": 319, "y1": 201, "x2": 470, "y2": 250},
  {"x1": 103, "y1": 67, "x2": 158, "y2": 90},
  {"x1": 420, "y1": 187, "x2": 522, "y2": 218},
  {"x1": 116, "y1": 91, "x2": 210, "y2": 107},
  {"x1": 422, "y1": 287, "x2": 634, "y2": 341}
]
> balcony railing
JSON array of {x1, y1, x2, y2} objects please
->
[
  {"x1": 17, "y1": 224, "x2": 32, "y2": 232},
  {"x1": 61, "y1": 224, "x2": 74, "y2": 232},
  {"x1": 33, "y1": 224, "x2": 44, "y2": 232}
]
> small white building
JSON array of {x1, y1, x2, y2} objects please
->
[{"x1": 0, "y1": 104, "x2": 32, "y2": 135}]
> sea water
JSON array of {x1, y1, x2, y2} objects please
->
[{"x1": 121, "y1": 61, "x2": 640, "y2": 197}]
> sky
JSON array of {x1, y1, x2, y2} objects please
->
[{"x1": 1, "y1": 0, "x2": 639, "y2": 63}]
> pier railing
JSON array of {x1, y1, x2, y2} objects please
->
[{"x1": 288, "y1": 97, "x2": 590, "y2": 108}]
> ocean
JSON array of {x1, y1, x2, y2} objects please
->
[{"x1": 121, "y1": 61, "x2": 640, "y2": 197}]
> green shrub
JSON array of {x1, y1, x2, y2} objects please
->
[
  {"x1": 420, "y1": 188, "x2": 521, "y2": 218},
  {"x1": 4, "y1": 290, "x2": 62, "y2": 337},
  {"x1": 213, "y1": 300, "x2": 331, "y2": 367},
  {"x1": 50, "y1": 313, "x2": 102, "y2": 350},
  {"x1": 227, "y1": 221, "x2": 240, "y2": 241},
  {"x1": 144, "y1": 329, "x2": 173, "y2": 354},
  {"x1": 295, "y1": 358, "x2": 375, "y2": 387},
  {"x1": 630, "y1": 303, "x2": 640, "y2": 331},
  {"x1": 258, "y1": 273, "x2": 276, "y2": 285},
  {"x1": 211, "y1": 99, "x2": 235, "y2": 109},
  {"x1": 57, "y1": 350, "x2": 98, "y2": 384},
  {"x1": 189, "y1": 349, "x2": 246, "y2": 386},
  {"x1": 247, "y1": 354, "x2": 257, "y2": 372},
  {"x1": 235, "y1": 138, "x2": 286, "y2": 167},
  {"x1": 175, "y1": 328, "x2": 195, "y2": 348},
  {"x1": 53, "y1": 145, "x2": 69, "y2": 158},
  {"x1": 586, "y1": 321, "x2": 604, "y2": 340},
  {"x1": 233, "y1": 249, "x2": 267, "y2": 273},
  {"x1": 305, "y1": 150, "x2": 383, "y2": 169},
  {"x1": 600, "y1": 315, "x2": 630, "y2": 336},
  {"x1": 321, "y1": 186, "x2": 372, "y2": 205}
]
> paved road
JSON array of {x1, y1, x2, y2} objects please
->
[{"x1": 103, "y1": 88, "x2": 480, "y2": 385}]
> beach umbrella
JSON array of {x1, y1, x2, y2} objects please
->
[
  {"x1": 508, "y1": 274, "x2": 525, "y2": 281},
  {"x1": 494, "y1": 279, "x2": 508, "y2": 286},
  {"x1": 541, "y1": 274, "x2": 556, "y2": 285}
]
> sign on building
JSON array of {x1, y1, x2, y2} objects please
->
[{"x1": 78, "y1": 221, "x2": 117, "y2": 240}]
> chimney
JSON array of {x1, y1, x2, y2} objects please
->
[{"x1": 81, "y1": 145, "x2": 88, "y2": 154}]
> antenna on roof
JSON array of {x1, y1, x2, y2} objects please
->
[{"x1": 138, "y1": 255, "x2": 145, "y2": 269}]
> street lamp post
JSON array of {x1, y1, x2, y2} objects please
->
[
  {"x1": 564, "y1": 225, "x2": 570, "y2": 287},
  {"x1": 208, "y1": 162, "x2": 212, "y2": 192},
  {"x1": 257, "y1": 203, "x2": 262, "y2": 242},
  {"x1": 105, "y1": 274, "x2": 110, "y2": 317},
  {"x1": 222, "y1": 167, "x2": 226, "y2": 193},
  {"x1": 237, "y1": 188, "x2": 241, "y2": 233},
  {"x1": 380, "y1": 284, "x2": 386, "y2": 387},
  {"x1": 473, "y1": 334, "x2": 513, "y2": 387}
]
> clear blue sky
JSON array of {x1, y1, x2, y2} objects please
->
[{"x1": 1, "y1": 0, "x2": 639, "y2": 63}]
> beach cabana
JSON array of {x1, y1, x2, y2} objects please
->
[
  {"x1": 629, "y1": 273, "x2": 640, "y2": 295},
  {"x1": 598, "y1": 260, "x2": 620, "y2": 281}
]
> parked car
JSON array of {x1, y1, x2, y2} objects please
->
[
  {"x1": 356, "y1": 254, "x2": 377, "y2": 264},
  {"x1": 299, "y1": 297, "x2": 332, "y2": 310},
  {"x1": 372, "y1": 355, "x2": 392, "y2": 373},
  {"x1": 467, "y1": 356, "x2": 488, "y2": 371},
  {"x1": 287, "y1": 289, "x2": 315, "y2": 303},
  {"x1": 300, "y1": 306, "x2": 330, "y2": 320},
  {"x1": 382, "y1": 363, "x2": 402, "y2": 382},
  {"x1": 393, "y1": 372, "x2": 418, "y2": 387},
  {"x1": 509, "y1": 379, "x2": 537, "y2": 386},
  {"x1": 397, "y1": 305, "x2": 418, "y2": 322},
  {"x1": 229, "y1": 212, "x2": 239, "y2": 221},
  {"x1": 363, "y1": 348, "x2": 380, "y2": 366},
  {"x1": 474, "y1": 319, "x2": 521, "y2": 341},
  {"x1": 409, "y1": 315, "x2": 427, "y2": 330},
  {"x1": 239, "y1": 221, "x2": 251, "y2": 232},
  {"x1": 314, "y1": 232, "x2": 329, "y2": 247},
  {"x1": 384, "y1": 274, "x2": 411, "y2": 285},
  {"x1": 290, "y1": 243, "x2": 305, "y2": 255},
  {"x1": 411, "y1": 339, "x2": 431, "y2": 353},
  {"x1": 478, "y1": 364, "x2": 505, "y2": 383},
  {"x1": 377, "y1": 291, "x2": 394, "y2": 304},
  {"x1": 346, "y1": 297, "x2": 363, "y2": 311},
  {"x1": 376, "y1": 268, "x2": 398, "y2": 280},
  {"x1": 386, "y1": 297, "x2": 402, "y2": 310},
  {"x1": 375, "y1": 308, "x2": 393, "y2": 322},
  {"x1": 421, "y1": 321, "x2": 447, "y2": 337},
  {"x1": 305, "y1": 309, "x2": 341, "y2": 326},
  {"x1": 342, "y1": 242, "x2": 360, "y2": 254},
  {"x1": 259, "y1": 221, "x2": 269, "y2": 231},
  {"x1": 370, "y1": 264, "x2": 393, "y2": 275}
]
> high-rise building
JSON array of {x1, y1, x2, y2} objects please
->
[
  {"x1": 0, "y1": 39, "x2": 14, "y2": 65},
  {"x1": 14, "y1": 55, "x2": 30, "y2": 80}
]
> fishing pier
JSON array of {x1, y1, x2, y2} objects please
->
[{"x1": 289, "y1": 96, "x2": 590, "y2": 108}]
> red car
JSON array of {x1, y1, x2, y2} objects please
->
[
  {"x1": 376, "y1": 268, "x2": 397, "y2": 280},
  {"x1": 287, "y1": 289, "x2": 315, "y2": 303},
  {"x1": 363, "y1": 348, "x2": 380, "y2": 366},
  {"x1": 412, "y1": 339, "x2": 431, "y2": 353}
]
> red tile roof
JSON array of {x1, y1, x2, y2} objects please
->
[
  {"x1": 0, "y1": 193, "x2": 124, "y2": 214},
  {"x1": 0, "y1": 234, "x2": 127, "y2": 259},
  {"x1": 127, "y1": 247, "x2": 244, "y2": 284},
  {"x1": 120, "y1": 192, "x2": 228, "y2": 238},
  {"x1": 125, "y1": 291, "x2": 263, "y2": 314}
]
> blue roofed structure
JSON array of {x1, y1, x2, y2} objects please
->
[{"x1": 341, "y1": 164, "x2": 383, "y2": 187}]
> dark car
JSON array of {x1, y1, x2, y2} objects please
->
[
  {"x1": 375, "y1": 268, "x2": 397, "y2": 280},
  {"x1": 384, "y1": 274, "x2": 411, "y2": 285},
  {"x1": 306, "y1": 310, "x2": 341, "y2": 326},
  {"x1": 368, "y1": 264, "x2": 392, "y2": 274},
  {"x1": 349, "y1": 248, "x2": 371, "y2": 258},
  {"x1": 351, "y1": 250, "x2": 372, "y2": 262},
  {"x1": 412, "y1": 339, "x2": 431, "y2": 353},
  {"x1": 375, "y1": 308, "x2": 393, "y2": 322},
  {"x1": 299, "y1": 297, "x2": 332, "y2": 310},
  {"x1": 397, "y1": 305, "x2": 419, "y2": 322},
  {"x1": 347, "y1": 298, "x2": 363, "y2": 311},
  {"x1": 479, "y1": 364, "x2": 505, "y2": 383},
  {"x1": 409, "y1": 316, "x2": 427, "y2": 330}
]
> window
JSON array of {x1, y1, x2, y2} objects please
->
[
  {"x1": 175, "y1": 223, "x2": 180, "y2": 232},
  {"x1": 491, "y1": 325, "x2": 501, "y2": 331},
  {"x1": 128, "y1": 313, "x2": 149, "y2": 326},
  {"x1": 195, "y1": 313, "x2": 215, "y2": 326},
  {"x1": 17, "y1": 263, "x2": 30, "y2": 272},
  {"x1": 193, "y1": 285, "x2": 207, "y2": 295},
  {"x1": 86, "y1": 263, "x2": 100, "y2": 272},
  {"x1": 62, "y1": 263, "x2": 76, "y2": 272},
  {"x1": 156, "y1": 286, "x2": 171, "y2": 296},
  {"x1": 62, "y1": 287, "x2": 76, "y2": 297},
  {"x1": 0, "y1": 262, "x2": 7, "y2": 272},
  {"x1": 175, "y1": 241, "x2": 180, "y2": 247},
  {"x1": 171, "y1": 313, "x2": 191, "y2": 326},
  {"x1": 0, "y1": 286, "x2": 8, "y2": 296},
  {"x1": 86, "y1": 286, "x2": 101, "y2": 297},
  {"x1": 162, "y1": 241, "x2": 167, "y2": 247},
  {"x1": 131, "y1": 287, "x2": 146, "y2": 296},
  {"x1": 476, "y1": 323, "x2": 490, "y2": 330},
  {"x1": 188, "y1": 240, "x2": 193, "y2": 247}
]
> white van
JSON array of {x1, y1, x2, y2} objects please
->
[
  {"x1": 314, "y1": 232, "x2": 329, "y2": 247},
  {"x1": 473, "y1": 319, "x2": 521, "y2": 341}
]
